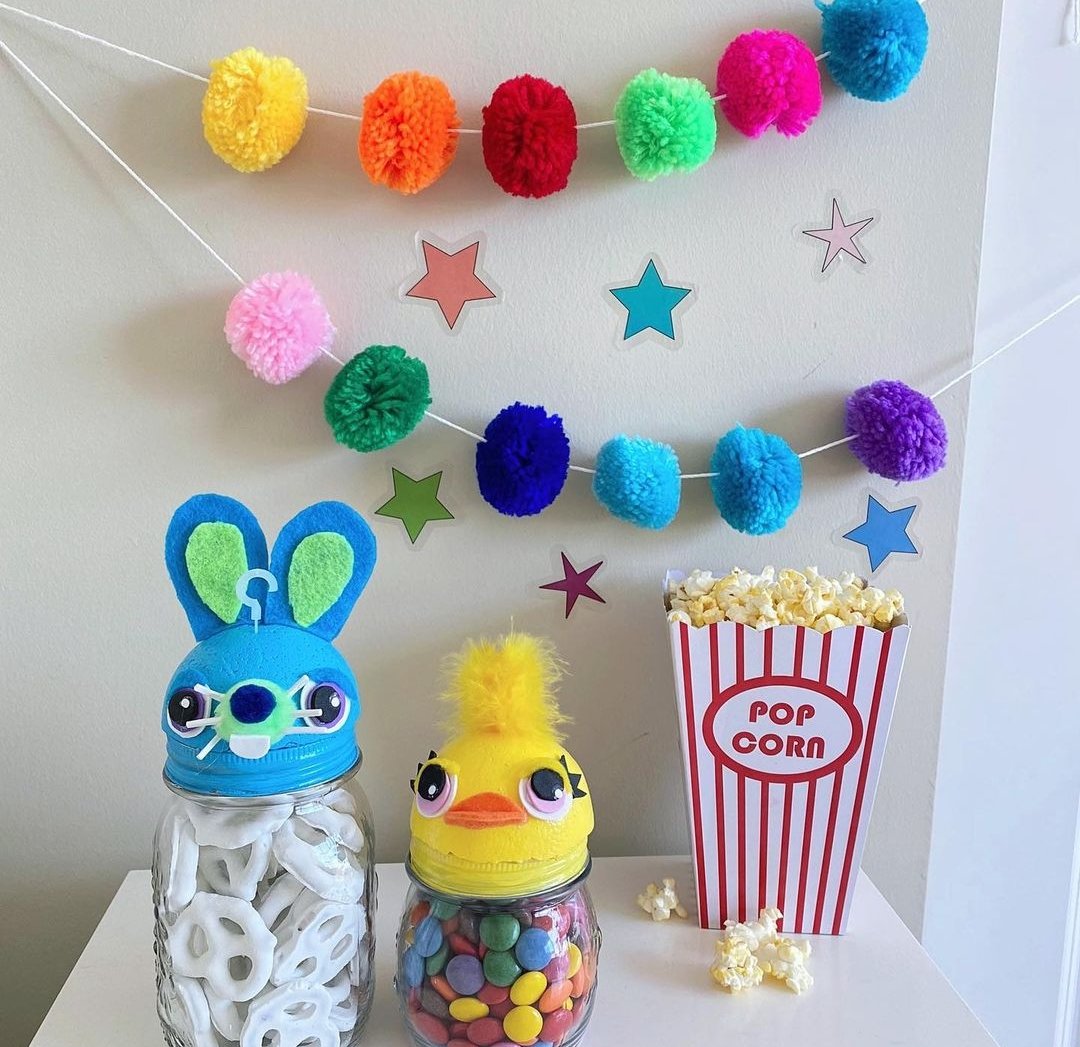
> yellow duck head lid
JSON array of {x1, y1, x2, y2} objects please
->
[{"x1": 408, "y1": 633, "x2": 595, "y2": 898}]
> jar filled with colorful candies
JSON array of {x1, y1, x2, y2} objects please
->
[
  {"x1": 396, "y1": 634, "x2": 601, "y2": 1047},
  {"x1": 152, "y1": 494, "x2": 381, "y2": 1047},
  {"x1": 397, "y1": 872, "x2": 599, "y2": 1047}
]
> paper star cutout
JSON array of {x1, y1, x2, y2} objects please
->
[
  {"x1": 842, "y1": 494, "x2": 918, "y2": 573},
  {"x1": 803, "y1": 199, "x2": 874, "y2": 272},
  {"x1": 404, "y1": 236, "x2": 497, "y2": 331},
  {"x1": 608, "y1": 258, "x2": 693, "y2": 342},
  {"x1": 375, "y1": 468, "x2": 454, "y2": 544},
  {"x1": 539, "y1": 553, "x2": 606, "y2": 619}
]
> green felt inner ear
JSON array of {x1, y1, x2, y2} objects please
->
[
  {"x1": 185, "y1": 522, "x2": 248, "y2": 624},
  {"x1": 288, "y1": 532, "x2": 355, "y2": 628}
]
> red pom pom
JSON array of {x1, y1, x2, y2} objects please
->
[{"x1": 482, "y1": 75, "x2": 578, "y2": 198}]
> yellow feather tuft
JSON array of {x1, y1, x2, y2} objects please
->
[{"x1": 442, "y1": 633, "x2": 568, "y2": 740}]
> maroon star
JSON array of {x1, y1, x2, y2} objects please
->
[{"x1": 539, "y1": 553, "x2": 606, "y2": 619}]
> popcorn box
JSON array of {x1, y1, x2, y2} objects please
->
[{"x1": 665, "y1": 572, "x2": 910, "y2": 934}]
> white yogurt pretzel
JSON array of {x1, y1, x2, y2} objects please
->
[
  {"x1": 163, "y1": 811, "x2": 199, "y2": 913},
  {"x1": 204, "y1": 983, "x2": 246, "y2": 1040},
  {"x1": 295, "y1": 800, "x2": 365, "y2": 854},
  {"x1": 174, "y1": 975, "x2": 220, "y2": 1047},
  {"x1": 198, "y1": 835, "x2": 272, "y2": 902},
  {"x1": 185, "y1": 800, "x2": 292, "y2": 849},
  {"x1": 272, "y1": 818, "x2": 365, "y2": 903},
  {"x1": 256, "y1": 874, "x2": 310, "y2": 934},
  {"x1": 325, "y1": 968, "x2": 360, "y2": 1032},
  {"x1": 271, "y1": 891, "x2": 359, "y2": 986},
  {"x1": 240, "y1": 982, "x2": 338, "y2": 1047},
  {"x1": 170, "y1": 893, "x2": 275, "y2": 1002}
]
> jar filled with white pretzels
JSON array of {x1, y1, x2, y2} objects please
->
[{"x1": 152, "y1": 494, "x2": 383, "y2": 1047}]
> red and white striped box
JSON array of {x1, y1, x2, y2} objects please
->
[{"x1": 666, "y1": 576, "x2": 910, "y2": 935}]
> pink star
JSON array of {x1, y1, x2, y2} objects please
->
[
  {"x1": 539, "y1": 553, "x2": 606, "y2": 619},
  {"x1": 405, "y1": 239, "x2": 497, "y2": 330},
  {"x1": 803, "y1": 199, "x2": 874, "y2": 273}
]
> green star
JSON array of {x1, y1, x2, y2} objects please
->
[{"x1": 375, "y1": 468, "x2": 454, "y2": 544}]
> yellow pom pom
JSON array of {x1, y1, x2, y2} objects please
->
[
  {"x1": 202, "y1": 47, "x2": 308, "y2": 173},
  {"x1": 442, "y1": 633, "x2": 567, "y2": 741}
]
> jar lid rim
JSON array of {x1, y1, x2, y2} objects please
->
[
  {"x1": 163, "y1": 752, "x2": 363, "y2": 802},
  {"x1": 403, "y1": 854, "x2": 592, "y2": 906}
]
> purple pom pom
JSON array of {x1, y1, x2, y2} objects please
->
[
  {"x1": 846, "y1": 379, "x2": 947, "y2": 481},
  {"x1": 476, "y1": 402, "x2": 570, "y2": 516}
]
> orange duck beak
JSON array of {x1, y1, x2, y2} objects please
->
[{"x1": 444, "y1": 792, "x2": 528, "y2": 829}]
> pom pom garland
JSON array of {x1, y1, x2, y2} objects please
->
[
  {"x1": 845, "y1": 379, "x2": 947, "y2": 481},
  {"x1": 710, "y1": 427, "x2": 802, "y2": 535},
  {"x1": 818, "y1": 0, "x2": 929, "y2": 102},
  {"x1": 614, "y1": 69, "x2": 717, "y2": 181},
  {"x1": 359, "y1": 72, "x2": 459, "y2": 194},
  {"x1": 323, "y1": 344, "x2": 431, "y2": 452},
  {"x1": 224, "y1": 272, "x2": 334, "y2": 384},
  {"x1": 593, "y1": 436, "x2": 681, "y2": 530},
  {"x1": 482, "y1": 75, "x2": 579, "y2": 198},
  {"x1": 716, "y1": 31, "x2": 823, "y2": 139},
  {"x1": 475, "y1": 403, "x2": 570, "y2": 517},
  {"x1": 202, "y1": 48, "x2": 308, "y2": 173}
]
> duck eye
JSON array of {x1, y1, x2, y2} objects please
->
[
  {"x1": 303, "y1": 683, "x2": 348, "y2": 731},
  {"x1": 414, "y1": 763, "x2": 456, "y2": 818},
  {"x1": 520, "y1": 768, "x2": 572, "y2": 821},
  {"x1": 167, "y1": 688, "x2": 207, "y2": 736}
]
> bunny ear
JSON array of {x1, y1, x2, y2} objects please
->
[
  {"x1": 266, "y1": 501, "x2": 376, "y2": 640},
  {"x1": 165, "y1": 494, "x2": 269, "y2": 641}
]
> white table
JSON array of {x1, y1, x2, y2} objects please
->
[{"x1": 29, "y1": 856, "x2": 997, "y2": 1046}]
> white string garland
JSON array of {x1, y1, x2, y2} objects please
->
[{"x1": 0, "y1": 9, "x2": 1063, "y2": 483}]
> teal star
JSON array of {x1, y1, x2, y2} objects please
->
[
  {"x1": 843, "y1": 495, "x2": 918, "y2": 573},
  {"x1": 608, "y1": 258, "x2": 693, "y2": 341}
]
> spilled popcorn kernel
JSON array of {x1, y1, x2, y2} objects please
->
[
  {"x1": 636, "y1": 878, "x2": 688, "y2": 921},
  {"x1": 710, "y1": 908, "x2": 813, "y2": 995},
  {"x1": 667, "y1": 567, "x2": 905, "y2": 632}
]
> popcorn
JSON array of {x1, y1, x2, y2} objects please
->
[
  {"x1": 709, "y1": 938, "x2": 763, "y2": 993},
  {"x1": 710, "y1": 908, "x2": 813, "y2": 996},
  {"x1": 636, "y1": 877, "x2": 689, "y2": 921},
  {"x1": 667, "y1": 567, "x2": 904, "y2": 632}
]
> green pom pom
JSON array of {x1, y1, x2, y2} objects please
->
[
  {"x1": 324, "y1": 344, "x2": 431, "y2": 453},
  {"x1": 614, "y1": 69, "x2": 717, "y2": 181}
]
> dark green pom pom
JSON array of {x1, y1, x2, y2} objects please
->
[{"x1": 324, "y1": 344, "x2": 431, "y2": 453}]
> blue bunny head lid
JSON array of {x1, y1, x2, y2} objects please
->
[{"x1": 162, "y1": 494, "x2": 377, "y2": 797}]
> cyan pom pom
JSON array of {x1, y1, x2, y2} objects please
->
[
  {"x1": 818, "y1": 0, "x2": 929, "y2": 102},
  {"x1": 476, "y1": 403, "x2": 570, "y2": 517},
  {"x1": 710, "y1": 427, "x2": 802, "y2": 535},
  {"x1": 593, "y1": 435, "x2": 681, "y2": 530},
  {"x1": 613, "y1": 69, "x2": 717, "y2": 181}
]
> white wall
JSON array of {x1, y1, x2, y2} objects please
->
[
  {"x1": 924, "y1": 2, "x2": 1080, "y2": 1044},
  {"x1": 0, "y1": 2, "x2": 1001, "y2": 1043}
]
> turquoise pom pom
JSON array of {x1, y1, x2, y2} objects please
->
[
  {"x1": 593, "y1": 435, "x2": 680, "y2": 530},
  {"x1": 818, "y1": 0, "x2": 928, "y2": 102},
  {"x1": 710, "y1": 427, "x2": 802, "y2": 535}
]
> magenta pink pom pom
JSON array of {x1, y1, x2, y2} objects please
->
[
  {"x1": 225, "y1": 271, "x2": 335, "y2": 384},
  {"x1": 717, "y1": 30, "x2": 822, "y2": 139}
]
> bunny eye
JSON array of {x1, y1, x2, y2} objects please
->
[
  {"x1": 520, "y1": 767, "x2": 572, "y2": 821},
  {"x1": 302, "y1": 683, "x2": 348, "y2": 731},
  {"x1": 167, "y1": 688, "x2": 208, "y2": 736},
  {"x1": 414, "y1": 762, "x2": 456, "y2": 818}
]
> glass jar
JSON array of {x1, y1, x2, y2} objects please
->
[
  {"x1": 153, "y1": 764, "x2": 375, "y2": 1047},
  {"x1": 395, "y1": 867, "x2": 600, "y2": 1047}
]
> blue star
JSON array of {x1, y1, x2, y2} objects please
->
[
  {"x1": 609, "y1": 259, "x2": 693, "y2": 341},
  {"x1": 843, "y1": 495, "x2": 919, "y2": 573}
]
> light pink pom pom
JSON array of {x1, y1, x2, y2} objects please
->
[
  {"x1": 717, "y1": 30, "x2": 822, "y2": 139},
  {"x1": 225, "y1": 271, "x2": 335, "y2": 384}
]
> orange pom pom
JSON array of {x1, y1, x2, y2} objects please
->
[{"x1": 358, "y1": 71, "x2": 459, "y2": 194}]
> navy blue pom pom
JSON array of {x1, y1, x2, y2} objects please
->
[
  {"x1": 818, "y1": 0, "x2": 929, "y2": 102},
  {"x1": 476, "y1": 402, "x2": 570, "y2": 516}
]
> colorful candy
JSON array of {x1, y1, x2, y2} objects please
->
[{"x1": 400, "y1": 894, "x2": 597, "y2": 1047}]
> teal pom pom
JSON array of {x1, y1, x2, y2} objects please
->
[
  {"x1": 614, "y1": 69, "x2": 717, "y2": 181},
  {"x1": 710, "y1": 427, "x2": 802, "y2": 535},
  {"x1": 324, "y1": 344, "x2": 430, "y2": 453},
  {"x1": 818, "y1": 0, "x2": 929, "y2": 102},
  {"x1": 593, "y1": 435, "x2": 681, "y2": 530}
]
